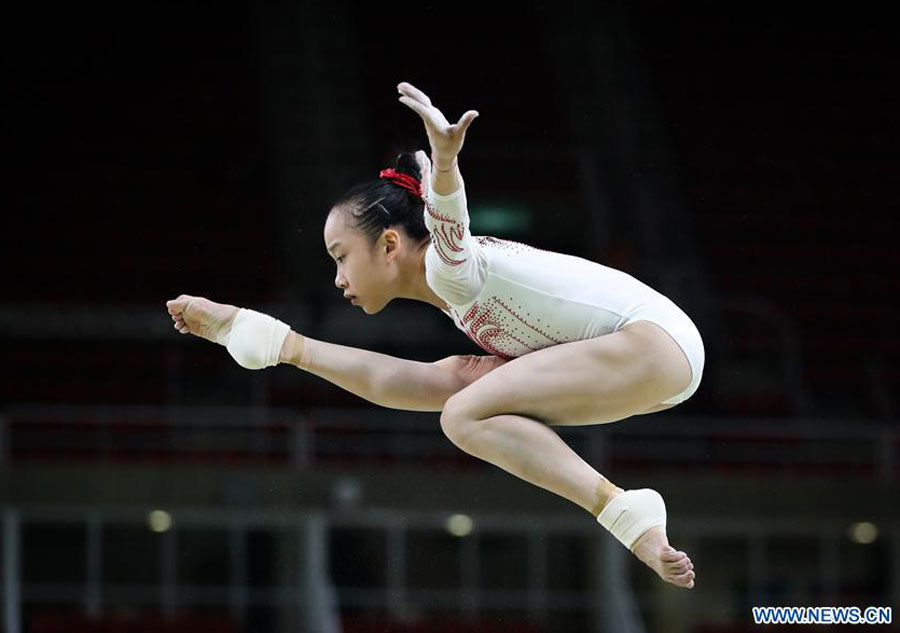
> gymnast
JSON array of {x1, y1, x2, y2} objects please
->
[{"x1": 167, "y1": 82, "x2": 702, "y2": 588}]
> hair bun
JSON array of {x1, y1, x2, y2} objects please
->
[
  {"x1": 330, "y1": 150, "x2": 430, "y2": 247},
  {"x1": 394, "y1": 152, "x2": 422, "y2": 180}
]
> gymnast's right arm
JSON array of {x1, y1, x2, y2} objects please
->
[{"x1": 166, "y1": 294, "x2": 504, "y2": 412}]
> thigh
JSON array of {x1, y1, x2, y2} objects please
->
[{"x1": 446, "y1": 321, "x2": 691, "y2": 426}]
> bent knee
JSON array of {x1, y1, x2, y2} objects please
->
[{"x1": 440, "y1": 394, "x2": 481, "y2": 450}]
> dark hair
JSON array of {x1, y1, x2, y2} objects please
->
[{"x1": 331, "y1": 153, "x2": 430, "y2": 246}]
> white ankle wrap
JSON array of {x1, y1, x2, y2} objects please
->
[
  {"x1": 597, "y1": 488, "x2": 667, "y2": 550},
  {"x1": 223, "y1": 308, "x2": 291, "y2": 370}
]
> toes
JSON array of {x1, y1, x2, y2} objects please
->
[
  {"x1": 167, "y1": 299, "x2": 184, "y2": 315},
  {"x1": 631, "y1": 534, "x2": 696, "y2": 589},
  {"x1": 660, "y1": 549, "x2": 687, "y2": 563},
  {"x1": 668, "y1": 558, "x2": 692, "y2": 574},
  {"x1": 670, "y1": 569, "x2": 695, "y2": 587},
  {"x1": 166, "y1": 295, "x2": 192, "y2": 312}
]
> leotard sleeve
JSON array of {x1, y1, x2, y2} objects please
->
[{"x1": 424, "y1": 182, "x2": 487, "y2": 304}]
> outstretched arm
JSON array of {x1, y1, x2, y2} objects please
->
[{"x1": 166, "y1": 295, "x2": 505, "y2": 412}]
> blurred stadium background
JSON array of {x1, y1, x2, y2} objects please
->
[{"x1": 2, "y1": 3, "x2": 898, "y2": 632}]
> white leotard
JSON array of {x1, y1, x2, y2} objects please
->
[{"x1": 424, "y1": 182, "x2": 705, "y2": 405}]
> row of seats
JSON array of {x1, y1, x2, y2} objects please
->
[{"x1": 636, "y1": 11, "x2": 898, "y2": 418}]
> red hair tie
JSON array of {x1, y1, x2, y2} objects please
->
[{"x1": 379, "y1": 168, "x2": 422, "y2": 198}]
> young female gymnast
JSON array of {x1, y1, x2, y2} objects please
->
[{"x1": 166, "y1": 82, "x2": 702, "y2": 588}]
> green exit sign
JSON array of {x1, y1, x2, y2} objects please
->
[{"x1": 469, "y1": 204, "x2": 533, "y2": 234}]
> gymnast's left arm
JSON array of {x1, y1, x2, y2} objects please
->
[{"x1": 398, "y1": 82, "x2": 485, "y2": 304}]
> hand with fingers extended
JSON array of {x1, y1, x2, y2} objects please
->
[
  {"x1": 165, "y1": 295, "x2": 291, "y2": 370},
  {"x1": 397, "y1": 82, "x2": 478, "y2": 171}
]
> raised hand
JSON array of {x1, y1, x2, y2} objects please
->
[{"x1": 397, "y1": 82, "x2": 478, "y2": 170}]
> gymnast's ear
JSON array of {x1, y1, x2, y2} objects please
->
[{"x1": 381, "y1": 227, "x2": 402, "y2": 259}]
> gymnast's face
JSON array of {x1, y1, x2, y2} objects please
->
[{"x1": 324, "y1": 208, "x2": 402, "y2": 315}]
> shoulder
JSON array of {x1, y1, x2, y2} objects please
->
[{"x1": 424, "y1": 239, "x2": 489, "y2": 306}]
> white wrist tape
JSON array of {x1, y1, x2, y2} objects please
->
[
  {"x1": 597, "y1": 488, "x2": 667, "y2": 550},
  {"x1": 223, "y1": 308, "x2": 291, "y2": 370}
]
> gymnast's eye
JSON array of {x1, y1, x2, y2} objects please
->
[{"x1": 336, "y1": 255, "x2": 345, "y2": 263}]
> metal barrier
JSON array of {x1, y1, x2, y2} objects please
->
[
  {"x1": 1, "y1": 505, "x2": 646, "y2": 633},
  {"x1": 2, "y1": 406, "x2": 898, "y2": 481},
  {"x1": 3, "y1": 504, "x2": 897, "y2": 633}
]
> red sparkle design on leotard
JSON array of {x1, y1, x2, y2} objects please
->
[
  {"x1": 490, "y1": 297, "x2": 564, "y2": 345},
  {"x1": 438, "y1": 236, "x2": 575, "y2": 359},
  {"x1": 454, "y1": 299, "x2": 540, "y2": 360},
  {"x1": 426, "y1": 201, "x2": 466, "y2": 266}
]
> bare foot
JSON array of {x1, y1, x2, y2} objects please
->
[
  {"x1": 165, "y1": 295, "x2": 239, "y2": 344},
  {"x1": 631, "y1": 526, "x2": 695, "y2": 588}
]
